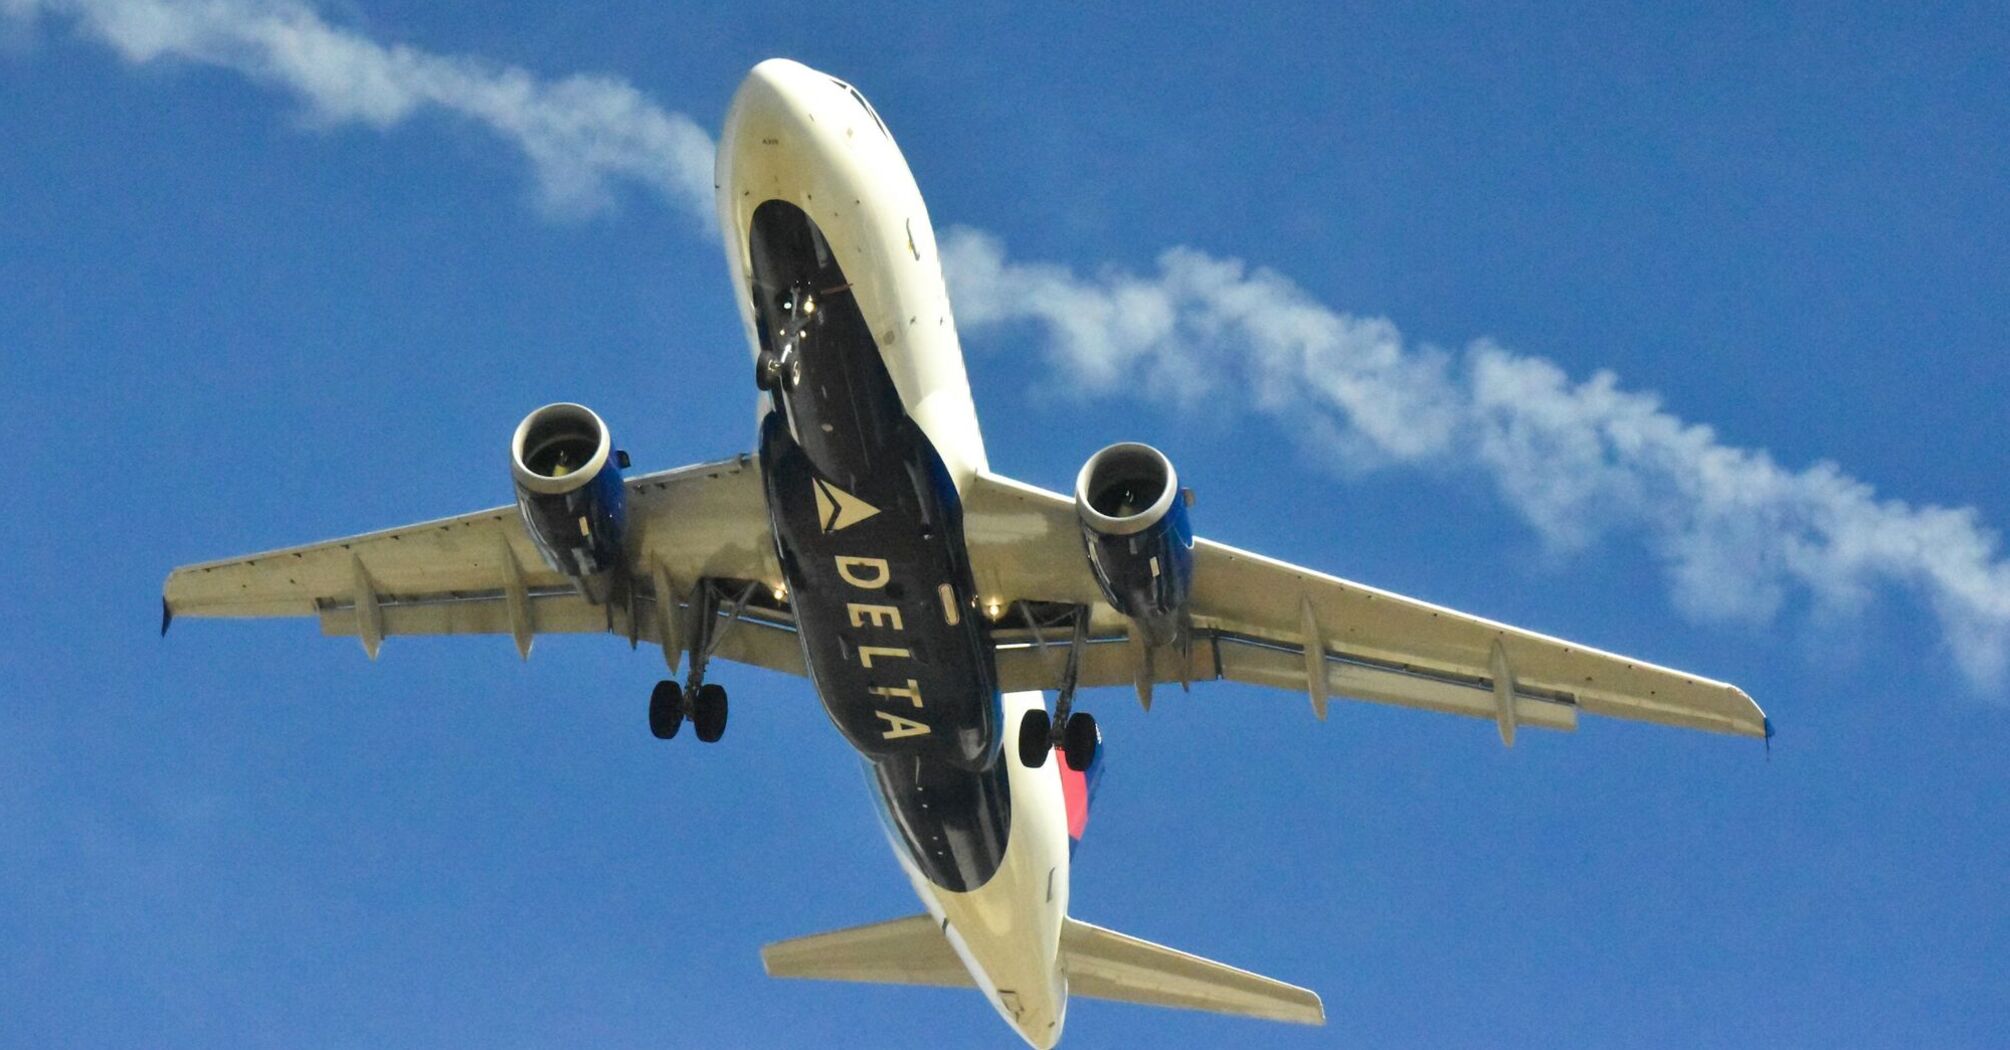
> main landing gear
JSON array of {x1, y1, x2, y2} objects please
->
[
  {"x1": 649, "y1": 680, "x2": 728, "y2": 743},
  {"x1": 1018, "y1": 606, "x2": 1101, "y2": 773},
  {"x1": 649, "y1": 579, "x2": 759, "y2": 745}
]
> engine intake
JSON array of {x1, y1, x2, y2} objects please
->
[
  {"x1": 1074, "y1": 442, "x2": 1193, "y2": 645},
  {"x1": 510, "y1": 402, "x2": 629, "y2": 598}
]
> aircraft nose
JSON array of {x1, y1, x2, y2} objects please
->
[
  {"x1": 737, "y1": 57, "x2": 827, "y2": 113},
  {"x1": 720, "y1": 57, "x2": 842, "y2": 170}
]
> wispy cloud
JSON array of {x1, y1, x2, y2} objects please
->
[
  {"x1": 13, "y1": 0, "x2": 2010, "y2": 693},
  {"x1": 943, "y1": 231, "x2": 2010, "y2": 692},
  {"x1": 5, "y1": 0, "x2": 715, "y2": 218}
]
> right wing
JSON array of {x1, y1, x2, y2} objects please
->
[
  {"x1": 965, "y1": 472, "x2": 1768, "y2": 743},
  {"x1": 163, "y1": 455, "x2": 805, "y2": 675}
]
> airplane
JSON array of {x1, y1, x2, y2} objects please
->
[{"x1": 162, "y1": 58, "x2": 1772, "y2": 1047}]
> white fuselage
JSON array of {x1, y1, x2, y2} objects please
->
[{"x1": 716, "y1": 59, "x2": 1072, "y2": 1048}]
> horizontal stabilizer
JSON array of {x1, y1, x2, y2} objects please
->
[
  {"x1": 762, "y1": 913, "x2": 1323, "y2": 1027},
  {"x1": 1061, "y1": 917, "x2": 1325, "y2": 1025},
  {"x1": 761, "y1": 914, "x2": 974, "y2": 989}
]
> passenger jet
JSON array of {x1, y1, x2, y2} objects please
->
[{"x1": 164, "y1": 59, "x2": 1770, "y2": 1047}]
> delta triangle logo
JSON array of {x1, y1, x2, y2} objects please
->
[{"x1": 812, "y1": 476, "x2": 881, "y2": 533}]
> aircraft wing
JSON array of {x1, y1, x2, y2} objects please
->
[
  {"x1": 163, "y1": 455, "x2": 805, "y2": 675},
  {"x1": 965, "y1": 472, "x2": 1769, "y2": 743}
]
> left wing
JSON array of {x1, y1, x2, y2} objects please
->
[
  {"x1": 163, "y1": 455, "x2": 805, "y2": 675},
  {"x1": 964, "y1": 472, "x2": 1768, "y2": 743}
]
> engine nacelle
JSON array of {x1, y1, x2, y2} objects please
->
[
  {"x1": 510, "y1": 403, "x2": 629, "y2": 599},
  {"x1": 1074, "y1": 442, "x2": 1193, "y2": 645}
]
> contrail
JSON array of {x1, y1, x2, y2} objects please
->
[
  {"x1": 942, "y1": 232, "x2": 2010, "y2": 692},
  {"x1": 12, "y1": 0, "x2": 2009, "y2": 693},
  {"x1": 3, "y1": 0, "x2": 716, "y2": 219}
]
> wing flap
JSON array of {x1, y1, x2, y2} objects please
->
[
  {"x1": 1061, "y1": 918, "x2": 1324, "y2": 1025},
  {"x1": 315, "y1": 589, "x2": 614, "y2": 639},
  {"x1": 1213, "y1": 633, "x2": 1579, "y2": 732},
  {"x1": 308, "y1": 589, "x2": 809, "y2": 675},
  {"x1": 994, "y1": 631, "x2": 1210, "y2": 696}
]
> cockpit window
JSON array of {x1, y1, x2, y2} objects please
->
[{"x1": 830, "y1": 78, "x2": 890, "y2": 139}]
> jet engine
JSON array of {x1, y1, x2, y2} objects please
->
[
  {"x1": 510, "y1": 402, "x2": 629, "y2": 600},
  {"x1": 1074, "y1": 442, "x2": 1193, "y2": 645}
]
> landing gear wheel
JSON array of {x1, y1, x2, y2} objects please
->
[
  {"x1": 1062, "y1": 711, "x2": 1100, "y2": 772},
  {"x1": 1018, "y1": 708, "x2": 1052, "y2": 769},
  {"x1": 692, "y1": 683, "x2": 729, "y2": 743},
  {"x1": 756, "y1": 350, "x2": 802, "y2": 394},
  {"x1": 648, "y1": 680, "x2": 684, "y2": 740}
]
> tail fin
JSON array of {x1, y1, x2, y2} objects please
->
[{"x1": 760, "y1": 914, "x2": 1324, "y2": 1026}]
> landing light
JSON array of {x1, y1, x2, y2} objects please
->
[
  {"x1": 984, "y1": 599, "x2": 1004, "y2": 621},
  {"x1": 773, "y1": 583, "x2": 789, "y2": 602}
]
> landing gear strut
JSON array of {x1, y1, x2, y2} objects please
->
[
  {"x1": 1018, "y1": 606, "x2": 1100, "y2": 772},
  {"x1": 649, "y1": 578, "x2": 758, "y2": 745},
  {"x1": 756, "y1": 284, "x2": 822, "y2": 394}
]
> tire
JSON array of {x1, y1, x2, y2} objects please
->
[
  {"x1": 1062, "y1": 711, "x2": 1100, "y2": 772},
  {"x1": 1018, "y1": 708, "x2": 1052, "y2": 769},
  {"x1": 648, "y1": 680, "x2": 684, "y2": 740},
  {"x1": 755, "y1": 350, "x2": 781, "y2": 392},
  {"x1": 693, "y1": 683, "x2": 729, "y2": 743}
]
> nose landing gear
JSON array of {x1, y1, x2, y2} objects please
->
[
  {"x1": 755, "y1": 346, "x2": 801, "y2": 393},
  {"x1": 756, "y1": 284, "x2": 826, "y2": 394}
]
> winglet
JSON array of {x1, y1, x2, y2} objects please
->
[
  {"x1": 160, "y1": 596, "x2": 174, "y2": 637},
  {"x1": 1763, "y1": 716, "x2": 1774, "y2": 759}
]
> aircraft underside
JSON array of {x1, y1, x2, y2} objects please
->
[{"x1": 747, "y1": 196, "x2": 1013, "y2": 893}]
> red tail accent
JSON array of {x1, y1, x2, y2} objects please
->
[{"x1": 1057, "y1": 748, "x2": 1090, "y2": 840}]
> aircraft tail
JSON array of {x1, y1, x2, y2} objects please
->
[
  {"x1": 1058, "y1": 918, "x2": 1325, "y2": 1025},
  {"x1": 760, "y1": 914, "x2": 1325, "y2": 1026},
  {"x1": 761, "y1": 914, "x2": 970, "y2": 988}
]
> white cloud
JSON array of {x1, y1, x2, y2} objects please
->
[
  {"x1": 10, "y1": 0, "x2": 715, "y2": 218},
  {"x1": 942, "y1": 228, "x2": 2010, "y2": 694},
  {"x1": 14, "y1": 0, "x2": 2010, "y2": 694}
]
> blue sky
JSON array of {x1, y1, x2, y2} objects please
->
[{"x1": 3, "y1": 2, "x2": 2006, "y2": 1046}]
